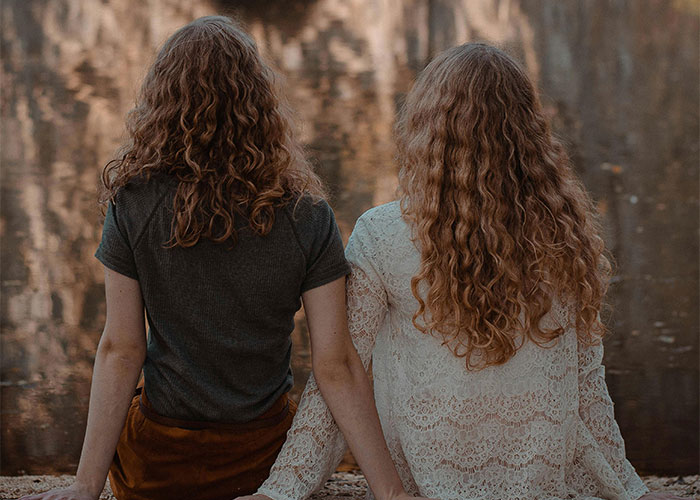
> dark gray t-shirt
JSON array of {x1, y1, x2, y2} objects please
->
[{"x1": 95, "y1": 175, "x2": 350, "y2": 422}]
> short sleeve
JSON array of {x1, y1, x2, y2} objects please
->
[
  {"x1": 300, "y1": 200, "x2": 351, "y2": 293},
  {"x1": 94, "y1": 201, "x2": 139, "y2": 280}
]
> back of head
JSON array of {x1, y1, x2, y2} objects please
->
[
  {"x1": 396, "y1": 43, "x2": 610, "y2": 369},
  {"x1": 102, "y1": 16, "x2": 323, "y2": 246}
]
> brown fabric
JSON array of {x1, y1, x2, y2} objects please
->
[
  {"x1": 138, "y1": 388, "x2": 291, "y2": 432},
  {"x1": 108, "y1": 387, "x2": 297, "y2": 500}
]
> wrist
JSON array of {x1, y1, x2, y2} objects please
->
[
  {"x1": 73, "y1": 475, "x2": 102, "y2": 499},
  {"x1": 376, "y1": 485, "x2": 408, "y2": 500}
]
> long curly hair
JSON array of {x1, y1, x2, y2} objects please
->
[
  {"x1": 101, "y1": 16, "x2": 324, "y2": 247},
  {"x1": 397, "y1": 43, "x2": 611, "y2": 369}
]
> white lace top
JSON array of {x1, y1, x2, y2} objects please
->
[{"x1": 258, "y1": 201, "x2": 648, "y2": 500}]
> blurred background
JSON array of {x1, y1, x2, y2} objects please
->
[{"x1": 1, "y1": 0, "x2": 698, "y2": 477}]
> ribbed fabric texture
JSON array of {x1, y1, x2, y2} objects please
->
[{"x1": 95, "y1": 175, "x2": 350, "y2": 423}]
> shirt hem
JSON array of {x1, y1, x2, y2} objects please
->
[
  {"x1": 300, "y1": 263, "x2": 351, "y2": 293},
  {"x1": 94, "y1": 249, "x2": 139, "y2": 280}
]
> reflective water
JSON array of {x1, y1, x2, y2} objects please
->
[{"x1": 1, "y1": 0, "x2": 698, "y2": 475}]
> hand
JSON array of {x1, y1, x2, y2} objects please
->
[
  {"x1": 19, "y1": 483, "x2": 96, "y2": 500},
  {"x1": 232, "y1": 496, "x2": 273, "y2": 500},
  {"x1": 638, "y1": 494, "x2": 686, "y2": 500}
]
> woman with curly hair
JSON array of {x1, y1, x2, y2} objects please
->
[
  {"x1": 22, "y1": 16, "x2": 430, "y2": 500},
  {"x1": 251, "y1": 43, "x2": 664, "y2": 500}
]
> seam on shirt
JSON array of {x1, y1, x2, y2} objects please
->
[
  {"x1": 281, "y1": 203, "x2": 308, "y2": 269},
  {"x1": 131, "y1": 185, "x2": 173, "y2": 251}
]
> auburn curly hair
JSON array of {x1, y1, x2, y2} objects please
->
[
  {"x1": 101, "y1": 16, "x2": 324, "y2": 246},
  {"x1": 397, "y1": 43, "x2": 611, "y2": 369}
]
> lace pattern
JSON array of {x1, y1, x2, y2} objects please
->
[{"x1": 258, "y1": 201, "x2": 648, "y2": 500}]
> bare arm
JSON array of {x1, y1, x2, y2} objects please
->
[
  {"x1": 251, "y1": 215, "x2": 430, "y2": 500},
  {"x1": 255, "y1": 238, "x2": 397, "y2": 500},
  {"x1": 22, "y1": 268, "x2": 146, "y2": 500},
  {"x1": 299, "y1": 277, "x2": 417, "y2": 500}
]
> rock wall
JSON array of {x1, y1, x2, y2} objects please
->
[{"x1": 1, "y1": 0, "x2": 698, "y2": 474}]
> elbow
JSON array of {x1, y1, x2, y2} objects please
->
[
  {"x1": 97, "y1": 334, "x2": 146, "y2": 367},
  {"x1": 313, "y1": 350, "x2": 365, "y2": 389},
  {"x1": 313, "y1": 354, "x2": 354, "y2": 388}
]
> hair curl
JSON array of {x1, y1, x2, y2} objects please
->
[
  {"x1": 397, "y1": 43, "x2": 611, "y2": 369},
  {"x1": 101, "y1": 16, "x2": 324, "y2": 246}
]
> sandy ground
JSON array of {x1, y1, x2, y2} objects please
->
[{"x1": 1, "y1": 473, "x2": 698, "y2": 499}]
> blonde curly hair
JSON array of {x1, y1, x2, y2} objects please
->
[{"x1": 397, "y1": 43, "x2": 611, "y2": 369}]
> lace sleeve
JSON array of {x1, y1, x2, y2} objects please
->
[
  {"x1": 577, "y1": 339, "x2": 649, "y2": 499},
  {"x1": 257, "y1": 220, "x2": 389, "y2": 500}
]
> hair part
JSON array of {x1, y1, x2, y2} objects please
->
[
  {"x1": 101, "y1": 16, "x2": 324, "y2": 247},
  {"x1": 396, "y1": 43, "x2": 611, "y2": 369}
]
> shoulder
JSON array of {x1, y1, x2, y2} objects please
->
[
  {"x1": 110, "y1": 173, "x2": 175, "y2": 242},
  {"x1": 284, "y1": 194, "x2": 333, "y2": 223},
  {"x1": 282, "y1": 194, "x2": 337, "y2": 235},
  {"x1": 113, "y1": 173, "x2": 174, "y2": 213},
  {"x1": 281, "y1": 194, "x2": 342, "y2": 256},
  {"x1": 347, "y1": 201, "x2": 405, "y2": 259},
  {"x1": 351, "y1": 201, "x2": 403, "y2": 240},
  {"x1": 361, "y1": 200, "x2": 402, "y2": 220}
]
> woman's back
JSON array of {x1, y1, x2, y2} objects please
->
[
  {"x1": 259, "y1": 42, "x2": 650, "y2": 500},
  {"x1": 347, "y1": 201, "x2": 646, "y2": 498},
  {"x1": 31, "y1": 16, "x2": 429, "y2": 500},
  {"x1": 261, "y1": 199, "x2": 648, "y2": 499},
  {"x1": 96, "y1": 174, "x2": 348, "y2": 423},
  {"x1": 351, "y1": 200, "x2": 574, "y2": 383}
]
